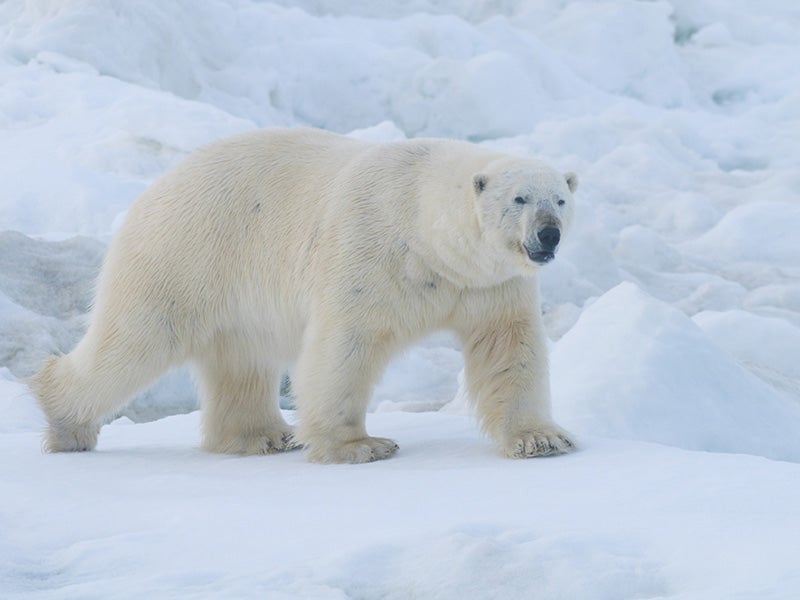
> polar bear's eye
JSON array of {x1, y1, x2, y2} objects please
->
[
  {"x1": 557, "y1": 198, "x2": 566, "y2": 206},
  {"x1": 514, "y1": 196, "x2": 527, "y2": 205}
]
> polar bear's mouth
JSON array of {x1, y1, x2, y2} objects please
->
[{"x1": 523, "y1": 245, "x2": 555, "y2": 264}]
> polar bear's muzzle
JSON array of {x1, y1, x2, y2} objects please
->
[
  {"x1": 524, "y1": 226, "x2": 561, "y2": 264},
  {"x1": 525, "y1": 247, "x2": 555, "y2": 264}
]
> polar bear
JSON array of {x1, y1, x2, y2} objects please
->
[{"x1": 32, "y1": 128, "x2": 578, "y2": 463}]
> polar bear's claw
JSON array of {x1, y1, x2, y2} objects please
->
[
  {"x1": 505, "y1": 426, "x2": 576, "y2": 458},
  {"x1": 256, "y1": 432, "x2": 302, "y2": 455},
  {"x1": 264, "y1": 431, "x2": 303, "y2": 454}
]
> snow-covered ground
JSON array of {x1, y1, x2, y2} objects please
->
[
  {"x1": 2, "y1": 1, "x2": 799, "y2": 597},
  {"x1": 3, "y1": 408, "x2": 800, "y2": 599}
]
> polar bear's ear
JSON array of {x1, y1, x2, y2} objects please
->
[
  {"x1": 564, "y1": 172, "x2": 578, "y2": 193},
  {"x1": 473, "y1": 174, "x2": 488, "y2": 195}
]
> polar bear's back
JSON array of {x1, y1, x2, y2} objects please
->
[
  {"x1": 95, "y1": 129, "x2": 371, "y2": 350},
  {"x1": 126, "y1": 127, "x2": 364, "y2": 224}
]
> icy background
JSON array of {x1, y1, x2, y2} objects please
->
[{"x1": 1, "y1": 1, "x2": 799, "y2": 598}]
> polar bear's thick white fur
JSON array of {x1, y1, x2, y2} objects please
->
[{"x1": 32, "y1": 128, "x2": 578, "y2": 463}]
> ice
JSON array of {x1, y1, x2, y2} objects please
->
[
  {"x1": 683, "y1": 201, "x2": 800, "y2": 267},
  {"x1": 0, "y1": 57, "x2": 253, "y2": 236},
  {"x1": 694, "y1": 309, "x2": 800, "y2": 396},
  {"x1": 533, "y1": 1, "x2": 694, "y2": 108},
  {"x1": 2, "y1": 0, "x2": 800, "y2": 596},
  {"x1": 0, "y1": 232, "x2": 102, "y2": 375},
  {"x1": 551, "y1": 283, "x2": 800, "y2": 462}
]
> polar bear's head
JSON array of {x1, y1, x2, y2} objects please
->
[{"x1": 472, "y1": 158, "x2": 577, "y2": 274}]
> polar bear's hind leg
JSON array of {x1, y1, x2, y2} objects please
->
[
  {"x1": 194, "y1": 331, "x2": 298, "y2": 455},
  {"x1": 32, "y1": 317, "x2": 179, "y2": 452}
]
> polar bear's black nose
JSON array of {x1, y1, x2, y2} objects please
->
[{"x1": 537, "y1": 227, "x2": 561, "y2": 251}]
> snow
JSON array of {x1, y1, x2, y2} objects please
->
[
  {"x1": 2, "y1": 0, "x2": 799, "y2": 597},
  {"x1": 3, "y1": 412, "x2": 800, "y2": 599}
]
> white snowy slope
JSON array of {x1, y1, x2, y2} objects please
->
[{"x1": 2, "y1": 0, "x2": 800, "y2": 598}]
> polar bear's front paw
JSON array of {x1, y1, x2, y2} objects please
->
[
  {"x1": 503, "y1": 424, "x2": 576, "y2": 458},
  {"x1": 307, "y1": 436, "x2": 399, "y2": 464}
]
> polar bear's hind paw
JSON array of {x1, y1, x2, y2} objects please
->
[
  {"x1": 307, "y1": 436, "x2": 399, "y2": 464},
  {"x1": 204, "y1": 428, "x2": 301, "y2": 455}
]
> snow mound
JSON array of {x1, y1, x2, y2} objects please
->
[
  {"x1": 683, "y1": 201, "x2": 800, "y2": 268},
  {"x1": 0, "y1": 231, "x2": 103, "y2": 377},
  {"x1": 552, "y1": 282, "x2": 800, "y2": 462},
  {"x1": 535, "y1": 1, "x2": 692, "y2": 107},
  {"x1": 694, "y1": 309, "x2": 800, "y2": 397}
]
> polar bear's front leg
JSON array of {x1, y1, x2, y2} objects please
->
[
  {"x1": 460, "y1": 307, "x2": 576, "y2": 458},
  {"x1": 293, "y1": 323, "x2": 399, "y2": 464}
]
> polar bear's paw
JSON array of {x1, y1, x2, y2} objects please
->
[
  {"x1": 503, "y1": 425, "x2": 576, "y2": 458},
  {"x1": 44, "y1": 420, "x2": 100, "y2": 453},
  {"x1": 205, "y1": 427, "x2": 301, "y2": 455},
  {"x1": 307, "y1": 436, "x2": 399, "y2": 464},
  {"x1": 253, "y1": 429, "x2": 303, "y2": 455}
]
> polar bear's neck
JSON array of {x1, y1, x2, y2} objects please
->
[
  {"x1": 413, "y1": 150, "x2": 518, "y2": 289},
  {"x1": 422, "y1": 210, "x2": 517, "y2": 289}
]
